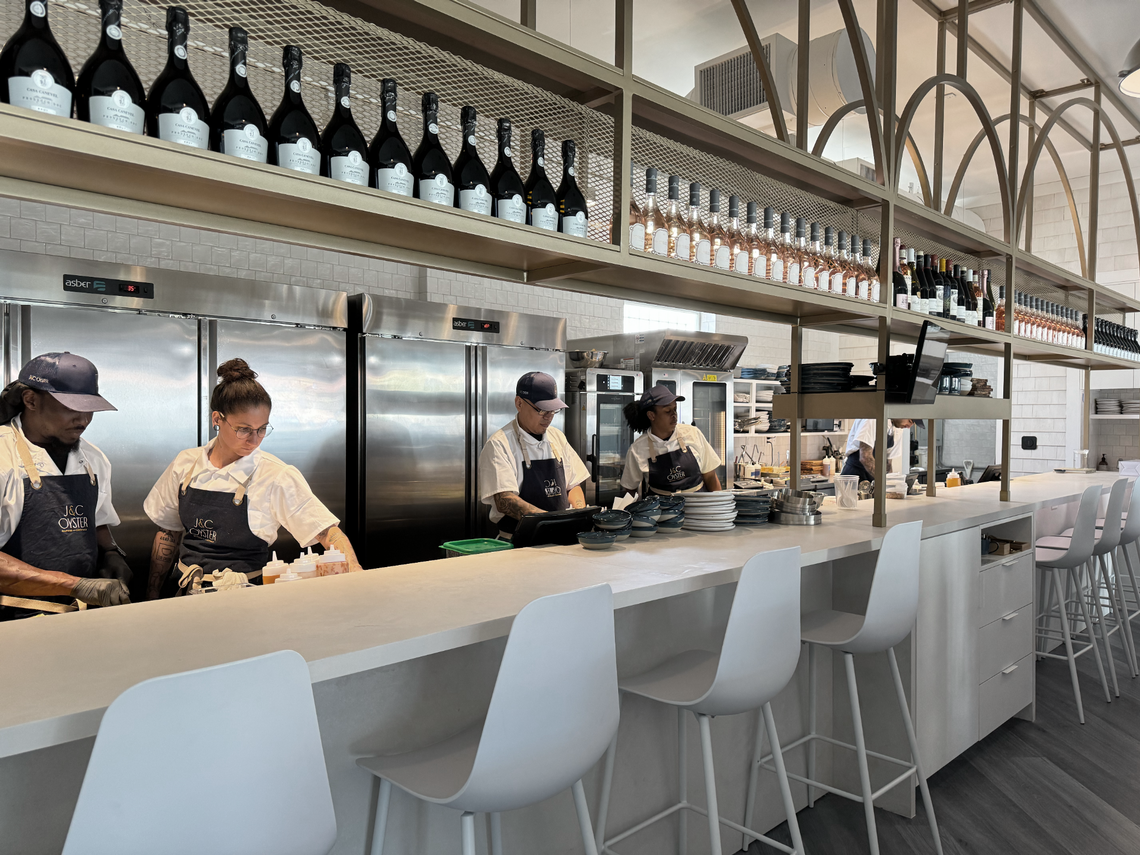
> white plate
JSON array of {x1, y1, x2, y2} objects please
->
[
  {"x1": 684, "y1": 523, "x2": 736, "y2": 531},
  {"x1": 685, "y1": 511, "x2": 738, "y2": 521}
]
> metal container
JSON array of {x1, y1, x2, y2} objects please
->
[{"x1": 567, "y1": 349, "x2": 608, "y2": 368}]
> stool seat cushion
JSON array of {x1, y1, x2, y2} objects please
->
[
  {"x1": 357, "y1": 723, "x2": 482, "y2": 805},
  {"x1": 1037, "y1": 535, "x2": 1075, "y2": 549},
  {"x1": 619, "y1": 649, "x2": 719, "y2": 709},
  {"x1": 1036, "y1": 546, "x2": 1071, "y2": 566},
  {"x1": 801, "y1": 608, "x2": 866, "y2": 650}
]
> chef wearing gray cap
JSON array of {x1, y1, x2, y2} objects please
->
[
  {"x1": 620, "y1": 384, "x2": 723, "y2": 496},
  {"x1": 0, "y1": 353, "x2": 130, "y2": 617},
  {"x1": 478, "y1": 371, "x2": 589, "y2": 538}
]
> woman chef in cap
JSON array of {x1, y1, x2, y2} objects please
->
[
  {"x1": 0, "y1": 352, "x2": 130, "y2": 618},
  {"x1": 620, "y1": 384, "x2": 723, "y2": 496},
  {"x1": 143, "y1": 358, "x2": 362, "y2": 597}
]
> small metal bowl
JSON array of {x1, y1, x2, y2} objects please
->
[{"x1": 568, "y1": 349, "x2": 608, "y2": 368}]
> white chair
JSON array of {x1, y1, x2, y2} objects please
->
[
  {"x1": 1035, "y1": 484, "x2": 1112, "y2": 723},
  {"x1": 357, "y1": 584, "x2": 618, "y2": 855},
  {"x1": 752, "y1": 520, "x2": 942, "y2": 855},
  {"x1": 1109, "y1": 481, "x2": 1140, "y2": 648},
  {"x1": 62, "y1": 650, "x2": 336, "y2": 855},
  {"x1": 595, "y1": 546, "x2": 805, "y2": 855}
]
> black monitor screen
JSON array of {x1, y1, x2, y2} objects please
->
[{"x1": 909, "y1": 321, "x2": 950, "y2": 405}]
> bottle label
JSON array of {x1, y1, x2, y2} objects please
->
[
  {"x1": 30, "y1": 1, "x2": 45, "y2": 16},
  {"x1": 787, "y1": 261, "x2": 800, "y2": 285},
  {"x1": 377, "y1": 163, "x2": 413, "y2": 196},
  {"x1": 503, "y1": 145, "x2": 511, "y2": 157},
  {"x1": 629, "y1": 222, "x2": 646, "y2": 250},
  {"x1": 674, "y1": 233, "x2": 690, "y2": 260},
  {"x1": 89, "y1": 92, "x2": 143, "y2": 134},
  {"x1": 771, "y1": 258, "x2": 784, "y2": 282},
  {"x1": 714, "y1": 245, "x2": 730, "y2": 270},
  {"x1": 752, "y1": 252, "x2": 767, "y2": 279},
  {"x1": 459, "y1": 185, "x2": 492, "y2": 215},
  {"x1": 695, "y1": 238, "x2": 711, "y2": 266},
  {"x1": 290, "y1": 80, "x2": 301, "y2": 94},
  {"x1": 896, "y1": 293, "x2": 908, "y2": 310},
  {"x1": 561, "y1": 211, "x2": 588, "y2": 238},
  {"x1": 831, "y1": 271, "x2": 844, "y2": 293},
  {"x1": 568, "y1": 165, "x2": 575, "y2": 177},
  {"x1": 651, "y1": 227, "x2": 668, "y2": 255},
  {"x1": 340, "y1": 96, "x2": 350, "y2": 109},
  {"x1": 106, "y1": 24, "x2": 121, "y2": 40},
  {"x1": 801, "y1": 264, "x2": 815, "y2": 288},
  {"x1": 175, "y1": 45, "x2": 187, "y2": 60},
  {"x1": 531, "y1": 203, "x2": 558, "y2": 231},
  {"x1": 872, "y1": 281, "x2": 880, "y2": 303},
  {"x1": 236, "y1": 63, "x2": 247, "y2": 78},
  {"x1": 496, "y1": 194, "x2": 526, "y2": 223},
  {"x1": 8, "y1": 72, "x2": 72, "y2": 117},
  {"x1": 418, "y1": 174, "x2": 454, "y2": 206},
  {"x1": 733, "y1": 250, "x2": 749, "y2": 273},
  {"x1": 537, "y1": 156, "x2": 545, "y2": 167},
  {"x1": 277, "y1": 140, "x2": 319, "y2": 174},
  {"x1": 858, "y1": 280, "x2": 868, "y2": 300},
  {"x1": 331, "y1": 151, "x2": 367, "y2": 185},
  {"x1": 222, "y1": 125, "x2": 268, "y2": 163},
  {"x1": 157, "y1": 108, "x2": 208, "y2": 149}
]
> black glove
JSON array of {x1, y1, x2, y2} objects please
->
[
  {"x1": 73, "y1": 578, "x2": 131, "y2": 607},
  {"x1": 97, "y1": 549, "x2": 132, "y2": 587}
]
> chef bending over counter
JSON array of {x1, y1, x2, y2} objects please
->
[{"x1": 620, "y1": 384, "x2": 722, "y2": 497}]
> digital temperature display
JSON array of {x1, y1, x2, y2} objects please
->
[
  {"x1": 452, "y1": 317, "x2": 500, "y2": 334},
  {"x1": 63, "y1": 275, "x2": 154, "y2": 299}
]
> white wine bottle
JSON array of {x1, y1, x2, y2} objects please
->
[
  {"x1": 369, "y1": 78, "x2": 413, "y2": 196},
  {"x1": 0, "y1": 0, "x2": 74, "y2": 117},
  {"x1": 524, "y1": 128, "x2": 557, "y2": 231},
  {"x1": 412, "y1": 91, "x2": 454, "y2": 206},
  {"x1": 76, "y1": 0, "x2": 144, "y2": 133},
  {"x1": 320, "y1": 63, "x2": 367, "y2": 186},
  {"x1": 144, "y1": 6, "x2": 209, "y2": 149},
  {"x1": 209, "y1": 26, "x2": 267, "y2": 163},
  {"x1": 452, "y1": 105, "x2": 490, "y2": 215},
  {"x1": 268, "y1": 45, "x2": 320, "y2": 175},
  {"x1": 556, "y1": 139, "x2": 588, "y2": 238},
  {"x1": 489, "y1": 118, "x2": 525, "y2": 223}
]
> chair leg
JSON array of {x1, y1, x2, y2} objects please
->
[
  {"x1": 490, "y1": 812, "x2": 504, "y2": 855},
  {"x1": 1086, "y1": 560, "x2": 1120, "y2": 697},
  {"x1": 1108, "y1": 552, "x2": 1139, "y2": 676},
  {"x1": 807, "y1": 642, "x2": 818, "y2": 808},
  {"x1": 1095, "y1": 555, "x2": 1127, "y2": 681},
  {"x1": 1123, "y1": 542, "x2": 1140, "y2": 623},
  {"x1": 1037, "y1": 568, "x2": 1058, "y2": 658},
  {"x1": 461, "y1": 812, "x2": 477, "y2": 855},
  {"x1": 594, "y1": 697, "x2": 621, "y2": 854},
  {"x1": 678, "y1": 707, "x2": 688, "y2": 855},
  {"x1": 742, "y1": 705, "x2": 766, "y2": 850},
  {"x1": 369, "y1": 778, "x2": 391, "y2": 855},
  {"x1": 1072, "y1": 565, "x2": 1112, "y2": 704},
  {"x1": 1051, "y1": 568, "x2": 1086, "y2": 723},
  {"x1": 572, "y1": 779, "x2": 601, "y2": 855},
  {"x1": 696, "y1": 713, "x2": 723, "y2": 855},
  {"x1": 887, "y1": 647, "x2": 944, "y2": 855},
  {"x1": 844, "y1": 652, "x2": 880, "y2": 855},
  {"x1": 763, "y1": 701, "x2": 805, "y2": 855}
]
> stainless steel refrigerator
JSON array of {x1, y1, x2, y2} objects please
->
[
  {"x1": 348, "y1": 294, "x2": 566, "y2": 567},
  {"x1": 0, "y1": 251, "x2": 348, "y2": 597},
  {"x1": 568, "y1": 330, "x2": 747, "y2": 489}
]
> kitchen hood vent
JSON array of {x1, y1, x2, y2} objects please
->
[{"x1": 653, "y1": 336, "x2": 744, "y2": 371}]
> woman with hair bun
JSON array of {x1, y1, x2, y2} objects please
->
[{"x1": 142, "y1": 358, "x2": 362, "y2": 598}]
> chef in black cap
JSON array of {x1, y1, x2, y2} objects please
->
[
  {"x1": 0, "y1": 353, "x2": 130, "y2": 618},
  {"x1": 478, "y1": 371, "x2": 589, "y2": 538},
  {"x1": 620, "y1": 384, "x2": 723, "y2": 496}
]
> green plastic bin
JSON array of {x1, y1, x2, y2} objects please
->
[{"x1": 440, "y1": 538, "x2": 514, "y2": 558}]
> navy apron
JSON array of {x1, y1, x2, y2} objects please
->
[
  {"x1": 841, "y1": 427, "x2": 895, "y2": 483},
  {"x1": 1, "y1": 427, "x2": 98, "y2": 619},
  {"x1": 646, "y1": 431, "x2": 703, "y2": 495},
  {"x1": 497, "y1": 423, "x2": 570, "y2": 535},
  {"x1": 173, "y1": 457, "x2": 269, "y2": 588}
]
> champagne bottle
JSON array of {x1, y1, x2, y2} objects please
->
[
  {"x1": 209, "y1": 27, "x2": 267, "y2": 163},
  {"x1": 0, "y1": 0, "x2": 74, "y2": 117},
  {"x1": 412, "y1": 91, "x2": 454, "y2": 206},
  {"x1": 145, "y1": 7, "x2": 209, "y2": 149},
  {"x1": 524, "y1": 128, "x2": 557, "y2": 230},
  {"x1": 268, "y1": 45, "x2": 320, "y2": 175},
  {"x1": 320, "y1": 63, "x2": 367, "y2": 185},
  {"x1": 453, "y1": 105, "x2": 490, "y2": 214},
  {"x1": 489, "y1": 117, "x2": 525, "y2": 222},
  {"x1": 557, "y1": 139, "x2": 588, "y2": 237},
  {"x1": 369, "y1": 78, "x2": 413, "y2": 196},
  {"x1": 76, "y1": 0, "x2": 144, "y2": 133}
]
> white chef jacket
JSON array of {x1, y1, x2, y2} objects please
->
[
  {"x1": 0, "y1": 416, "x2": 119, "y2": 549},
  {"x1": 478, "y1": 420, "x2": 589, "y2": 526},
  {"x1": 845, "y1": 419, "x2": 907, "y2": 473},
  {"x1": 620, "y1": 423, "x2": 722, "y2": 492},
  {"x1": 144, "y1": 439, "x2": 338, "y2": 548}
]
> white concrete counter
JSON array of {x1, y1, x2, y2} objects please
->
[{"x1": 0, "y1": 471, "x2": 1121, "y2": 855}]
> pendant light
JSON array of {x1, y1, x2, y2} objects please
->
[{"x1": 1121, "y1": 36, "x2": 1140, "y2": 96}]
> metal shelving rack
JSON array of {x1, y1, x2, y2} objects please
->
[{"x1": 0, "y1": 0, "x2": 1135, "y2": 526}]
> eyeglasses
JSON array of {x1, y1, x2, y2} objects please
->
[
  {"x1": 221, "y1": 415, "x2": 273, "y2": 439},
  {"x1": 523, "y1": 399, "x2": 555, "y2": 418}
]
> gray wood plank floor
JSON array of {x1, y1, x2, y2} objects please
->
[{"x1": 743, "y1": 633, "x2": 1140, "y2": 854}]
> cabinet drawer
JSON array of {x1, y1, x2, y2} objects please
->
[
  {"x1": 979, "y1": 653, "x2": 1034, "y2": 740},
  {"x1": 979, "y1": 553, "x2": 1033, "y2": 627},
  {"x1": 979, "y1": 605, "x2": 1034, "y2": 681}
]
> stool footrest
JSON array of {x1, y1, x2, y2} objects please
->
[{"x1": 602, "y1": 800, "x2": 798, "y2": 855}]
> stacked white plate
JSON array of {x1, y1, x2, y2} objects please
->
[
  {"x1": 1123, "y1": 399, "x2": 1140, "y2": 415},
  {"x1": 1097, "y1": 398, "x2": 1122, "y2": 414},
  {"x1": 755, "y1": 389, "x2": 775, "y2": 403},
  {"x1": 682, "y1": 492, "x2": 737, "y2": 532}
]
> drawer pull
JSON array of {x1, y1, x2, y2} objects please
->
[
  {"x1": 1002, "y1": 612, "x2": 1019, "y2": 621},
  {"x1": 1002, "y1": 664, "x2": 1019, "y2": 675}
]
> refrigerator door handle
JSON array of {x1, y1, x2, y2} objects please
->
[{"x1": 589, "y1": 432, "x2": 598, "y2": 479}]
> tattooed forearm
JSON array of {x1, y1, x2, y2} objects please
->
[
  {"x1": 147, "y1": 530, "x2": 182, "y2": 600},
  {"x1": 317, "y1": 525, "x2": 365, "y2": 572},
  {"x1": 858, "y1": 443, "x2": 875, "y2": 474},
  {"x1": 493, "y1": 491, "x2": 544, "y2": 520}
]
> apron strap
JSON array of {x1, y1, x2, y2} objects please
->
[
  {"x1": 648, "y1": 429, "x2": 687, "y2": 463},
  {"x1": 181, "y1": 454, "x2": 257, "y2": 505},
  {"x1": 0, "y1": 594, "x2": 77, "y2": 614},
  {"x1": 513, "y1": 421, "x2": 563, "y2": 469},
  {"x1": 11, "y1": 426, "x2": 42, "y2": 491}
]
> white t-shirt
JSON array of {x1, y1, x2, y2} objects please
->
[
  {"x1": 620, "y1": 423, "x2": 723, "y2": 492},
  {"x1": 144, "y1": 439, "x2": 338, "y2": 548},
  {"x1": 478, "y1": 420, "x2": 589, "y2": 525},
  {"x1": 0, "y1": 416, "x2": 120, "y2": 549},
  {"x1": 844, "y1": 420, "x2": 906, "y2": 472}
]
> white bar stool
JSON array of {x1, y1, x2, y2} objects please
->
[
  {"x1": 594, "y1": 546, "x2": 805, "y2": 855},
  {"x1": 1035, "y1": 484, "x2": 1111, "y2": 723},
  {"x1": 747, "y1": 520, "x2": 942, "y2": 855},
  {"x1": 357, "y1": 584, "x2": 618, "y2": 855},
  {"x1": 63, "y1": 650, "x2": 337, "y2": 855},
  {"x1": 1108, "y1": 481, "x2": 1140, "y2": 646}
]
